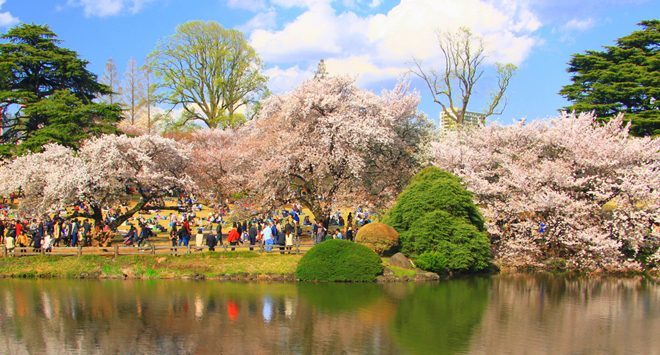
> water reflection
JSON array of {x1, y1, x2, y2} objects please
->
[{"x1": 0, "y1": 276, "x2": 656, "y2": 354}]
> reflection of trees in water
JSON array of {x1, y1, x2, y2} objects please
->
[
  {"x1": 391, "y1": 277, "x2": 491, "y2": 355},
  {"x1": 466, "y1": 275, "x2": 660, "y2": 354},
  {"x1": 0, "y1": 280, "x2": 399, "y2": 354},
  {"x1": 1, "y1": 277, "x2": 655, "y2": 354}
]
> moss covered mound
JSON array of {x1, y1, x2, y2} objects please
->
[
  {"x1": 355, "y1": 222, "x2": 400, "y2": 256},
  {"x1": 295, "y1": 239, "x2": 383, "y2": 282}
]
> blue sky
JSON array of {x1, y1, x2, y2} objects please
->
[{"x1": 0, "y1": 0, "x2": 657, "y2": 125}]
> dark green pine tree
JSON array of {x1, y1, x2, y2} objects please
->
[
  {"x1": 0, "y1": 24, "x2": 122, "y2": 156},
  {"x1": 560, "y1": 20, "x2": 659, "y2": 137}
]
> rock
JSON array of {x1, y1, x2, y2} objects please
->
[
  {"x1": 120, "y1": 267, "x2": 134, "y2": 279},
  {"x1": 389, "y1": 252, "x2": 413, "y2": 269},
  {"x1": 414, "y1": 271, "x2": 440, "y2": 282}
]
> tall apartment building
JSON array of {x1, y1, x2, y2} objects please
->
[{"x1": 440, "y1": 110, "x2": 485, "y2": 132}]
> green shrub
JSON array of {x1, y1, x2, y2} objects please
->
[
  {"x1": 355, "y1": 222, "x2": 400, "y2": 256},
  {"x1": 383, "y1": 166, "x2": 491, "y2": 274},
  {"x1": 296, "y1": 239, "x2": 383, "y2": 282},
  {"x1": 383, "y1": 166, "x2": 484, "y2": 232}
]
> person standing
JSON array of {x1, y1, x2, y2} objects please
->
[
  {"x1": 170, "y1": 224, "x2": 178, "y2": 247},
  {"x1": 284, "y1": 220, "x2": 294, "y2": 253},
  {"x1": 206, "y1": 229, "x2": 217, "y2": 251},
  {"x1": 71, "y1": 219, "x2": 80, "y2": 247},
  {"x1": 248, "y1": 223, "x2": 257, "y2": 251},
  {"x1": 227, "y1": 224, "x2": 240, "y2": 251},
  {"x1": 82, "y1": 220, "x2": 92, "y2": 246},
  {"x1": 5, "y1": 225, "x2": 15, "y2": 254},
  {"x1": 315, "y1": 221, "x2": 326, "y2": 245},
  {"x1": 262, "y1": 222, "x2": 274, "y2": 252},
  {"x1": 195, "y1": 227, "x2": 204, "y2": 248},
  {"x1": 53, "y1": 219, "x2": 61, "y2": 246}
]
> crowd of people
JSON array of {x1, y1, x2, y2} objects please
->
[
  {"x1": 160, "y1": 204, "x2": 366, "y2": 253},
  {"x1": 0, "y1": 216, "x2": 114, "y2": 254},
  {"x1": 1, "y1": 194, "x2": 374, "y2": 254}
]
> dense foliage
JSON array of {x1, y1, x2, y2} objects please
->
[
  {"x1": 149, "y1": 20, "x2": 267, "y2": 129},
  {"x1": 295, "y1": 239, "x2": 383, "y2": 282},
  {"x1": 560, "y1": 20, "x2": 659, "y2": 137},
  {"x1": 383, "y1": 166, "x2": 491, "y2": 274},
  {"x1": 355, "y1": 222, "x2": 400, "y2": 256},
  {"x1": 433, "y1": 112, "x2": 659, "y2": 272},
  {"x1": 0, "y1": 24, "x2": 121, "y2": 156}
]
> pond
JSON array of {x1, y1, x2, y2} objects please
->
[{"x1": 0, "y1": 275, "x2": 657, "y2": 354}]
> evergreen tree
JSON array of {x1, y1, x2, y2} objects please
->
[
  {"x1": 0, "y1": 24, "x2": 121, "y2": 156},
  {"x1": 560, "y1": 20, "x2": 659, "y2": 136}
]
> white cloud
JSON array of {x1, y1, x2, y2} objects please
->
[
  {"x1": 237, "y1": 10, "x2": 278, "y2": 32},
  {"x1": 0, "y1": 0, "x2": 19, "y2": 27},
  {"x1": 66, "y1": 0, "x2": 154, "y2": 17},
  {"x1": 263, "y1": 65, "x2": 314, "y2": 93},
  {"x1": 563, "y1": 18, "x2": 595, "y2": 31},
  {"x1": 249, "y1": 0, "x2": 542, "y2": 93}
]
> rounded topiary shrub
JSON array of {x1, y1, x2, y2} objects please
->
[
  {"x1": 296, "y1": 239, "x2": 383, "y2": 282},
  {"x1": 383, "y1": 166, "x2": 492, "y2": 274},
  {"x1": 355, "y1": 222, "x2": 400, "y2": 256}
]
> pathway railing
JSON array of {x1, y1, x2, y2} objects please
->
[{"x1": 0, "y1": 243, "x2": 315, "y2": 258}]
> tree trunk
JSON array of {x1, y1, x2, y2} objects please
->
[{"x1": 109, "y1": 196, "x2": 151, "y2": 230}]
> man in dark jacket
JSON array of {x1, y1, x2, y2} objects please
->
[
  {"x1": 206, "y1": 232, "x2": 217, "y2": 251},
  {"x1": 248, "y1": 223, "x2": 258, "y2": 250}
]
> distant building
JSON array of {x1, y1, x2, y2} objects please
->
[
  {"x1": 440, "y1": 110, "x2": 485, "y2": 132},
  {"x1": 313, "y1": 59, "x2": 328, "y2": 80}
]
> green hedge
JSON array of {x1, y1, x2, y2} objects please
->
[
  {"x1": 295, "y1": 239, "x2": 383, "y2": 282},
  {"x1": 383, "y1": 166, "x2": 491, "y2": 274}
]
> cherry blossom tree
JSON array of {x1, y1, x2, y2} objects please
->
[
  {"x1": 237, "y1": 76, "x2": 432, "y2": 221},
  {"x1": 433, "y1": 112, "x2": 659, "y2": 271},
  {"x1": 184, "y1": 128, "x2": 246, "y2": 202},
  {"x1": 0, "y1": 134, "x2": 193, "y2": 229}
]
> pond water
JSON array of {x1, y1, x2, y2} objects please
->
[{"x1": 0, "y1": 275, "x2": 657, "y2": 354}]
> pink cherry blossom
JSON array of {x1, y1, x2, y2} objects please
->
[{"x1": 433, "y1": 112, "x2": 659, "y2": 272}]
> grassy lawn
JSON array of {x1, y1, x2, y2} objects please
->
[{"x1": 0, "y1": 252, "x2": 302, "y2": 279}]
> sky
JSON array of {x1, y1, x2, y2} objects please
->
[{"x1": 0, "y1": 0, "x2": 657, "y2": 125}]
